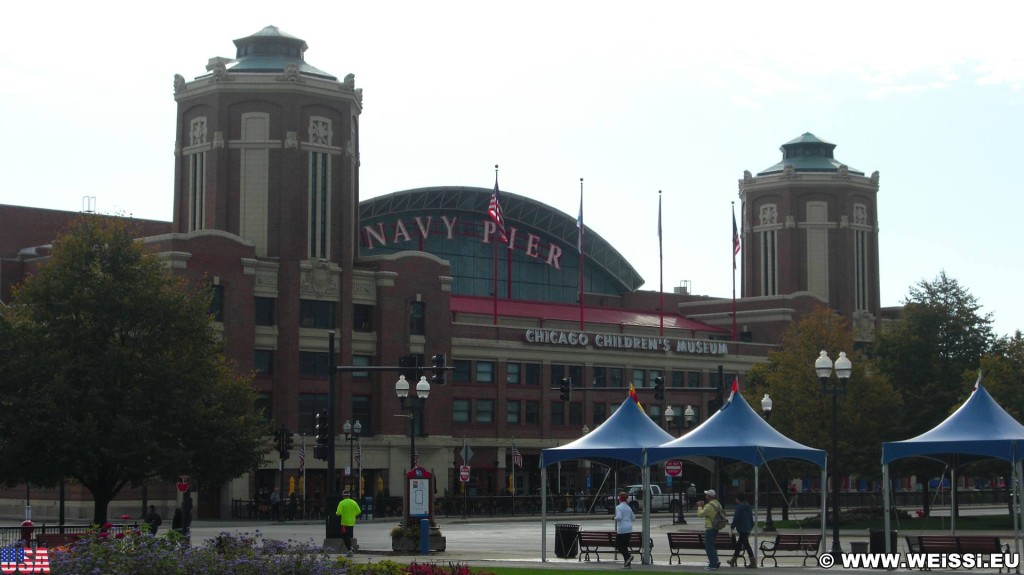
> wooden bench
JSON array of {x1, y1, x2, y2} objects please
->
[
  {"x1": 759, "y1": 533, "x2": 822, "y2": 567},
  {"x1": 36, "y1": 533, "x2": 79, "y2": 548},
  {"x1": 577, "y1": 531, "x2": 647, "y2": 562},
  {"x1": 667, "y1": 532, "x2": 748, "y2": 566},
  {"x1": 907, "y1": 535, "x2": 1009, "y2": 571}
]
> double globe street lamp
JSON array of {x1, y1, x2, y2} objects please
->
[
  {"x1": 664, "y1": 404, "x2": 695, "y2": 525},
  {"x1": 760, "y1": 393, "x2": 777, "y2": 531},
  {"x1": 395, "y1": 375, "x2": 430, "y2": 470},
  {"x1": 342, "y1": 419, "x2": 362, "y2": 494},
  {"x1": 815, "y1": 350, "x2": 852, "y2": 557}
]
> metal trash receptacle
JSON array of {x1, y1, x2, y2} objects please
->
[
  {"x1": 554, "y1": 523, "x2": 580, "y2": 558},
  {"x1": 869, "y1": 529, "x2": 897, "y2": 554}
]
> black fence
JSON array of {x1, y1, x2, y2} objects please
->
[{"x1": 0, "y1": 522, "x2": 138, "y2": 549}]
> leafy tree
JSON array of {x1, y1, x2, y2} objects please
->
[
  {"x1": 0, "y1": 216, "x2": 268, "y2": 523},
  {"x1": 873, "y1": 272, "x2": 994, "y2": 440},
  {"x1": 745, "y1": 307, "x2": 900, "y2": 481}
]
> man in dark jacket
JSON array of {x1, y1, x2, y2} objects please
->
[{"x1": 727, "y1": 493, "x2": 755, "y2": 567}]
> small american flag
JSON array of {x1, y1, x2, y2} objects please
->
[
  {"x1": 298, "y1": 441, "x2": 305, "y2": 477},
  {"x1": 511, "y1": 443, "x2": 522, "y2": 468},
  {"x1": 355, "y1": 444, "x2": 361, "y2": 467},
  {"x1": 488, "y1": 176, "x2": 508, "y2": 243}
]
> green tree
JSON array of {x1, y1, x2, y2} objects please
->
[
  {"x1": 0, "y1": 216, "x2": 268, "y2": 523},
  {"x1": 873, "y1": 271, "x2": 994, "y2": 440},
  {"x1": 746, "y1": 307, "x2": 900, "y2": 480}
]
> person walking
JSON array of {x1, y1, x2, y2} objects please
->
[
  {"x1": 687, "y1": 483, "x2": 697, "y2": 510},
  {"x1": 696, "y1": 489, "x2": 725, "y2": 570},
  {"x1": 270, "y1": 487, "x2": 282, "y2": 522},
  {"x1": 614, "y1": 491, "x2": 636, "y2": 568},
  {"x1": 335, "y1": 490, "x2": 362, "y2": 558},
  {"x1": 144, "y1": 505, "x2": 163, "y2": 535},
  {"x1": 727, "y1": 493, "x2": 756, "y2": 568}
]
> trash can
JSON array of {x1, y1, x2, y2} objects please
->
[
  {"x1": 554, "y1": 523, "x2": 580, "y2": 558},
  {"x1": 869, "y1": 529, "x2": 897, "y2": 554},
  {"x1": 361, "y1": 496, "x2": 375, "y2": 520}
]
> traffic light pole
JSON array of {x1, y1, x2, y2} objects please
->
[{"x1": 327, "y1": 332, "x2": 337, "y2": 499}]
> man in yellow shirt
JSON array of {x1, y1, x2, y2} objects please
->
[{"x1": 335, "y1": 490, "x2": 362, "y2": 558}]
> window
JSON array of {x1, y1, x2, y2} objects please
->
[
  {"x1": 409, "y1": 301, "x2": 425, "y2": 335},
  {"x1": 609, "y1": 367, "x2": 623, "y2": 387},
  {"x1": 569, "y1": 402, "x2": 583, "y2": 426},
  {"x1": 209, "y1": 285, "x2": 224, "y2": 322},
  {"x1": 593, "y1": 367, "x2": 606, "y2": 387},
  {"x1": 353, "y1": 304, "x2": 373, "y2": 332},
  {"x1": 632, "y1": 369, "x2": 645, "y2": 387},
  {"x1": 453, "y1": 360, "x2": 472, "y2": 383},
  {"x1": 254, "y1": 349, "x2": 274, "y2": 375},
  {"x1": 524, "y1": 363, "x2": 541, "y2": 385},
  {"x1": 453, "y1": 399, "x2": 470, "y2": 423},
  {"x1": 507, "y1": 363, "x2": 521, "y2": 384},
  {"x1": 507, "y1": 401, "x2": 521, "y2": 424},
  {"x1": 671, "y1": 371, "x2": 685, "y2": 388},
  {"x1": 476, "y1": 400, "x2": 494, "y2": 423},
  {"x1": 298, "y1": 393, "x2": 328, "y2": 435},
  {"x1": 593, "y1": 403, "x2": 607, "y2": 426},
  {"x1": 476, "y1": 361, "x2": 494, "y2": 383},
  {"x1": 352, "y1": 355, "x2": 371, "y2": 380},
  {"x1": 525, "y1": 401, "x2": 540, "y2": 424},
  {"x1": 551, "y1": 402, "x2": 565, "y2": 426},
  {"x1": 688, "y1": 372, "x2": 702, "y2": 388},
  {"x1": 299, "y1": 299, "x2": 335, "y2": 329},
  {"x1": 550, "y1": 364, "x2": 566, "y2": 383},
  {"x1": 647, "y1": 404, "x2": 662, "y2": 423},
  {"x1": 569, "y1": 365, "x2": 584, "y2": 388},
  {"x1": 299, "y1": 351, "x2": 329, "y2": 377},
  {"x1": 307, "y1": 117, "x2": 331, "y2": 259},
  {"x1": 255, "y1": 297, "x2": 275, "y2": 326},
  {"x1": 255, "y1": 392, "x2": 272, "y2": 423},
  {"x1": 352, "y1": 395, "x2": 373, "y2": 437}
]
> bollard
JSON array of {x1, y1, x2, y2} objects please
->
[{"x1": 420, "y1": 518, "x2": 430, "y2": 555}]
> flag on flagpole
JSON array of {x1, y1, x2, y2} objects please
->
[
  {"x1": 727, "y1": 377, "x2": 740, "y2": 404},
  {"x1": 732, "y1": 210, "x2": 741, "y2": 269},
  {"x1": 629, "y1": 383, "x2": 645, "y2": 413},
  {"x1": 512, "y1": 442, "x2": 523, "y2": 468},
  {"x1": 355, "y1": 444, "x2": 361, "y2": 468},
  {"x1": 488, "y1": 174, "x2": 508, "y2": 243},
  {"x1": 298, "y1": 437, "x2": 305, "y2": 477}
]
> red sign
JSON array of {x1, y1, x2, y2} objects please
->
[
  {"x1": 459, "y1": 465, "x2": 471, "y2": 482},
  {"x1": 665, "y1": 460, "x2": 683, "y2": 477},
  {"x1": 177, "y1": 475, "x2": 190, "y2": 493}
]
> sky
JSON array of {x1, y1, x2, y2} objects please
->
[{"x1": 2, "y1": 1, "x2": 1022, "y2": 336}]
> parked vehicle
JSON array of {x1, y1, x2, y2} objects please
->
[{"x1": 605, "y1": 484, "x2": 682, "y2": 513}]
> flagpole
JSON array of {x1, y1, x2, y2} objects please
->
[
  {"x1": 493, "y1": 164, "x2": 500, "y2": 325},
  {"x1": 659, "y1": 190, "x2": 664, "y2": 337},
  {"x1": 578, "y1": 178, "x2": 585, "y2": 331},
  {"x1": 511, "y1": 441, "x2": 516, "y2": 514}
]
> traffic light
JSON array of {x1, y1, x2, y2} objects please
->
[
  {"x1": 431, "y1": 353, "x2": 446, "y2": 385},
  {"x1": 314, "y1": 409, "x2": 330, "y2": 461},
  {"x1": 284, "y1": 429, "x2": 295, "y2": 452},
  {"x1": 278, "y1": 428, "x2": 290, "y2": 460},
  {"x1": 559, "y1": 377, "x2": 571, "y2": 401},
  {"x1": 654, "y1": 376, "x2": 665, "y2": 400}
]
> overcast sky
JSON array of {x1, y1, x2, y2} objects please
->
[{"x1": 3, "y1": 1, "x2": 1022, "y2": 337}]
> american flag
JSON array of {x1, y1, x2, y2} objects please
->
[
  {"x1": 511, "y1": 443, "x2": 522, "y2": 468},
  {"x1": 488, "y1": 176, "x2": 508, "y2": 243},
  {"x1": 1, "y1": 547, "x2": 49, "y2": 573},
  {"x1": 298, "y1": 440, "x2": 305, "y2": 477},
  {"x1": 732, "y1": 210, "x2": 741, "y2": 269},
  {"x1": 355, "y1": 444, "x2": 361, "y2": 467}
]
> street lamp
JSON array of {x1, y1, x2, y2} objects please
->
[
  {"x1": 342, "y1": 419, "x2": 362, "y2": 493},
  {"x1": 816, "y1": 350, "x2": 852, "y2": 557},
  {"x1": 760, "y1": 394, "x2": 776, "y2": 532},
  {"x1": 664, "y1": 405, "x2": 696, "y2": 525},
  {"x1": 395, "y1": 375, "x2": 430, "y2": 470}
]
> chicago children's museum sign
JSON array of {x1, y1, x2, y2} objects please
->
[{"x1": 525, "y1": 329, "x2": 729, "y2": 356}]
